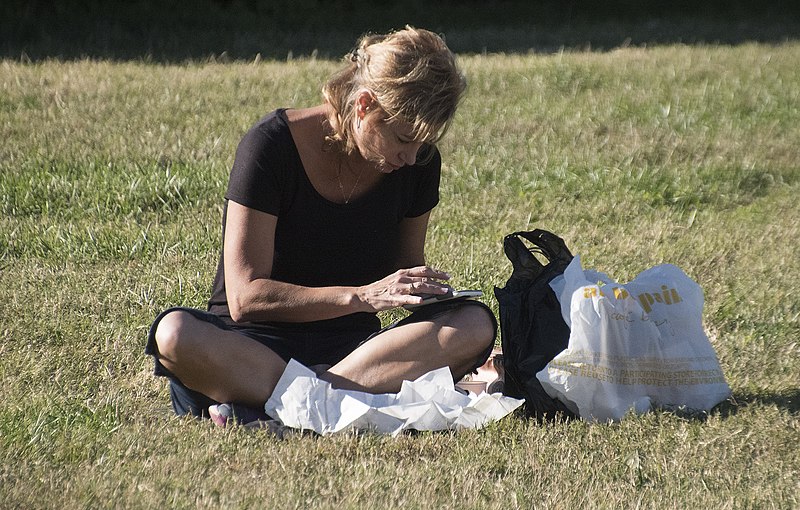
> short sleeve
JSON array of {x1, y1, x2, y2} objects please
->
[
  {"x1": 225, "y1": 114, "x2": 290, "y2": 216},
  {"x1": 405, "y1": 146, "x2": 441, "y2": 218}
]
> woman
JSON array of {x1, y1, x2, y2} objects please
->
[{"x1": 146, "y1": 27, "x2": 497, "y2": 425}]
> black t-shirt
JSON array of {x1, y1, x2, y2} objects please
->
[{"x1": 207, "y1": 109, "x2": 441, "y2": 331}]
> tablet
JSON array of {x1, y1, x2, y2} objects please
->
[{"x1": 403, "y1": 289, "x2": 483, "y2": 310}]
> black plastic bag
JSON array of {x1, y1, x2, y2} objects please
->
[{"x1": 494, "y1": 229, "x2": 577, "y2": 421}]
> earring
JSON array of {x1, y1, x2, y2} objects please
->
[{"x1": 357, "y1": 116, "x2": 361, "y2": 129}]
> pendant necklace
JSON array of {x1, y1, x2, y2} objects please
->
[{"x1": 337, "y1": 156, "x2": 364, "y2": 204}]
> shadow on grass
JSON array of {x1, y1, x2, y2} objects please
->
[
  {"x1": 509, "y1": 388, "x2": 800, "y2": 425},
  {"x1": 2, "y1": 0, "x2": 799, "y2": 62},
  {"x1": 715, "y1": 388, "x2": 800, "y2": 418}
]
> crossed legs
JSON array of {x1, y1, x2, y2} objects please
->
[
  {"x1": 322, "y1": 304, "x2": 496, "y2": 393},
  {"x1": 152, "y1": 304, "x2": 496, "y2": 410}
]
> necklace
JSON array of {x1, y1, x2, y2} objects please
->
[{"x1": 336, "y1": 156, "x2": 364, "y2": 204}]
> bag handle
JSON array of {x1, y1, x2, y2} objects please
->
[
  {"x1": 504, "y1": 229, "x2": 573, "y2": 266},
  {"x1": 501, "y1": 229, "x2": 572, "y2": 284}
]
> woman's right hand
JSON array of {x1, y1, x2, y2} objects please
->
[{"x1": 357, "y1": 266, "x2": 452, "y2": 312}]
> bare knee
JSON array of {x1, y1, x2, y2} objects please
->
[
  {"x1": 153, "y1": 310, "x2": 195, "y2": 361},
  {"x1": 447, "y1": 304, "x2": 496, "y2": 356}
]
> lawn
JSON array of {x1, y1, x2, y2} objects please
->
[{"x1": 1, "y1": 39, "x2": 798, "y2": 508}]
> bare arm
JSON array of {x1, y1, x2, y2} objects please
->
[
  {"x1": 224, "y1": 201, "x2": 449, "y2": 323},
  {"x1": 393, "y1": 211, "x2": 431, "y2": 269}
]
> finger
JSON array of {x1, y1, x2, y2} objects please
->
[
  {"x1": 403, "y1": 294, "x2": 425, "y2": 305},
  {"x1": 406, "y1": 266, "x2": 451, "y2": 280},
  {"x1": 409, "y1": 280, "x2": 448, "y2": 292},
  {"x1": 408, "y1": 280, "x2": 451, "y2": 295}
]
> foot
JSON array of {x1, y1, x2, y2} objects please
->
[
  {"x1": 208, "y1": 403, "x2": 234, "y2": 427},
  {"x1": 208, "y1": 403, "x2": 268, "y2": 428}
]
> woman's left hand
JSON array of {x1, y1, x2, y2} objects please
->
[{"x1": 356, "y1": 266, "x2": 451, "y2": 312}]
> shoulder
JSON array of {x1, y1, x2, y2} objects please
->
[
  {"x1": 394, "y1": 145, "x2": 441, "y2": 186},
  {"x1": 238, "y1": 109, "x2": 292, "y2": 149},
  {"x1": 415, "y1": 145, "x2": 441, "y2": 171},
  {"x1": 227, "y1": 110, "x2": 296, "y2": 215}
]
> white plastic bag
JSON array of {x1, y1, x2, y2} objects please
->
[{"x1": 537, "y1": 256, "x2": 730, "y2": 422}]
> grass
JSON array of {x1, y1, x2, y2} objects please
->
[{"x1": 1, "y1": 41, "x2": 799, "y2": 508}]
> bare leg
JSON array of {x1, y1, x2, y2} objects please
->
[
  {"x1": 153, "y1": 310, "x2": 287, "y2": 408},
  {"x1": 153, "y1": 304, "x2": 494, "y2": 409},
  {"x1": 322, "y1": 304, "x2": 495, "y2": 393}
]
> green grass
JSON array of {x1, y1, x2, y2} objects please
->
[{"x1": 2, "y1": 42, "x2": 799, "y2": 508}]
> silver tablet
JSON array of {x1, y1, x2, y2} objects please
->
[{"x1": 403, "y1": 289, "x2": 483, "y2": 310}]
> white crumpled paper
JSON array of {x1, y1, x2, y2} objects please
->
[{"x1": 265, "y1": 359, "x2": 524, "y2": 436}]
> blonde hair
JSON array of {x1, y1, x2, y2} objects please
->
[{"x1": 322, "y1": 26, "x2": 466, "y2": 157}]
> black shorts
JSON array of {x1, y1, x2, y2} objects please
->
[{"x1": 145, "y1": 300, "x2": 497, "y2": 418}]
